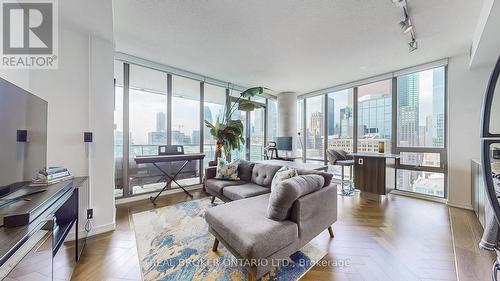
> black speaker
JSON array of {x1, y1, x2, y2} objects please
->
[
  {"x1": 16, "y1": 130, "x2": 27, "y2": 142},
  {"x1": 84, "y1": 132, "x2": 93, "y2": 143}
]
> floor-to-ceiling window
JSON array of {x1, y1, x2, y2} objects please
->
[
  {"x1": 297, "y1": 99, "x2": 305, "y2": 159},
  {"x1": 203, "y1": 83, "x2": 226, "y2": 167},
  {"x1": 250, "y1": 96, "x2": 266, "y2": 161},
  {"x1": 172, "y1": 75, "x2": 201, "y2": 185},
  {"x1": 114, "y1": 61, "x2": 124, "y2": 197},
  {"x1": 113, "y1": 59, "x2": 273, "y2": 199},
  {"x1": 327, "y1": 89, "x2": 354, "y2": 176},
  {"x1": 305, "y1": 96, "x2": 325, "y2": 160},
  {"x1": 297, "y1": 62, "x2": 447, "y2": 198},
  {"x1": 357, "y1": 80, "x2": 392, "y2": 153},
  {"x1": 395, "y1": 66, "x2": 446, "y2": 197},
  {"x1": 267, "y1": 99, "x2": 278, "y2": 142},
  {"x1": 128, "y1": 64, "x2": 168, "y2": 196}
]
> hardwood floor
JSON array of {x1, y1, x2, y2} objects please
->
[{"x1": 69, "y1": 188, "x2": 495, "y2": 281}]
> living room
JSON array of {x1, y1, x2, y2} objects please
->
[{"x1": 0, "y1": 0, "x2": 499, "y2": 280}]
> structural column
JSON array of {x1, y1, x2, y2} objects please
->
[{"x1": 277, "y1": 92, "x2": 298, "y2": 157}]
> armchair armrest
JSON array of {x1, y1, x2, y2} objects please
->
[
  {"x1": 289, "y1": 184, "x2": 337, "y2": 243},
  {"x1": 205, "y1": 166, "x2": 217, "y2": 180}
]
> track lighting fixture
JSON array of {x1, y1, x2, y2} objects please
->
[
  {"x1": 408, "y1": 39, "x2": 418, "y2": 52},
  {"x1": 399, "y1": 18, "x2": 413, "y2": 33},
  {"x1": 394, "y1": 0, "x2": 417, "y2": 52}
]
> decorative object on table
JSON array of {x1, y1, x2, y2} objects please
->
[
  {"x1": 326, "y1": 149, "x2": 355, "y2": 196},
  {"x1": 31, "y1": 166, "x2": 73, "y2": 186},
  {"x1": 132, "y1": 198, "x2": 327, "y2": 281},
  {"x1": 378, "y1": 141, "x2": 385, "y2": 153},
  {"x1": 204, "y1": 87, "x2": 267, "y2": 162},
  {"x1": 215, "y1": 159, "x2": 240, "y2": 180},
  {"x1": 270, "y1": 165, "x2": 298, "y2": 190}
]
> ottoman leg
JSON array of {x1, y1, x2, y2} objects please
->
[
  {"x1": 211, "y1": 196, "x2": 216, "y2": 204},
  {"x1": 328, "y1": 226, "x2": 334, "y2": 238},
  {"x1": 212, "y1": 238, "x2": 219, "y2": 252}
]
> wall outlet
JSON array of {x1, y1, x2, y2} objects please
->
[{"x1": 87, "y1": 208, "x2": 94, "y2": 219}]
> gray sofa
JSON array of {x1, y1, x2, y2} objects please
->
[{"x1": 204, "y1": 161, "x2": 337, "y2": 280}]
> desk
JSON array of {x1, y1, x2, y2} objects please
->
[
  {"x1": 135, "y1": 153, "x2": 205, "y2": 202},
  {"x1": 351, "y1": 153, "x2": 400, "y2": 200}
]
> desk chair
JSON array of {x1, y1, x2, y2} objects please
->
[
  {"x1": 327, "y1": 149, "x2": 355, "y2": 196},
  {"x1": 264, "y1": 141, "x2": 278, "y2": 160}
]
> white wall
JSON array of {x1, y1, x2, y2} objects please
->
[
  {"x1": 0, "y1": 26, "x2": 116, "y2": 234},
  {"x1": 447, "y1": 53, "x2": 494, "y2": 209}
]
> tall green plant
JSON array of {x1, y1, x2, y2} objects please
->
[{"x1": 204, "y1": 87, "x2": 267, "y2": 161}]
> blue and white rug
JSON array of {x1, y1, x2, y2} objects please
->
[{"x1": 132, "y1": 198, "x2": 326, "y2": 281}]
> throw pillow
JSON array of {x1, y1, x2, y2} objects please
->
[
  {"x1": 215, "y1": 159, "x2": 240, "y2": 180},
  {"x1": 271, "y1": 166, "x2": 298, "y2": 190},
  {"x1": 267, "y1": 175, "x2": 325, "y2": 220},
  {"x1": 237, "y1": 160, "x2": 255, "y2": 182}
]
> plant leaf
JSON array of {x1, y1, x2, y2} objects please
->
[
  {"x1": 238, "y1": 100, "x2": 264, "y2": 112},
  {"x1": 239, "y1": 87, "x2": 268, "y2": 98}
]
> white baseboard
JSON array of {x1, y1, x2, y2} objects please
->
[
  {"x1": 390, "y1": 190, "x2": 447, "y2": 203},
  {"x1": 446, "y1": 201, "x2": 474, "y2": 210},
  {"x1": 65, "y1": 222, "x2": 116, "y2": 241},
  {"x1": 88, "y1": 222, "x2": 116, "y2": 237}
]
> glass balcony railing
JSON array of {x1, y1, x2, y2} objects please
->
[{"x1": 114, "y1": 144, "x2": 265, "y2": 197}]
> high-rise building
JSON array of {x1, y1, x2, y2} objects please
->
[
  {"x1": 339, "y1": 106, "x2": 352, "y2": 138},
  {"x1": 432, "y1": 68, "x2": 445, "y2": 147},
  {"x1": 357, "y1": 94, "x2": 392, "y2": 139},
  {"x1": 156, "y1": 112, "x2": 166, "y2": 132},
  {"x1": 268, "y1": 102, "x2": 277, "y2": 140},
  {"x1": 397, "y1": 73, "x2": 419, "y2": 146},
  {"x1": 327, "y1": 97, "x2": 335, "y2": 135},
  {"x1": 203, "y1": 106, "x2": 213, "y2": 141},
  {"x1": 310, "y1": 112, "x2": 323, "y2": 136}
]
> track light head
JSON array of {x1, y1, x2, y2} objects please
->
[
  {"x1": 399, "y1": 18, "x2": 413, "y2": 33},
  {"x1": 408, "y1": 39, "x2": 418, "y2": 52},
  {"x1": 392, "y1": 0, "x2": 406, "y2": 8}
]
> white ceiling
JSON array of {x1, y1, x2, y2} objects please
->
[
  {"x1": 60, "y1": 0, "x2": 113, "y2": 41},
  {"x1": 113, "y1": 0, "x2": 483, "y2": 94}
]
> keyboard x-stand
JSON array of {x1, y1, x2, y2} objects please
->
[{"x1": 134, "y1": 153, "x2": 205, "y2": 203}]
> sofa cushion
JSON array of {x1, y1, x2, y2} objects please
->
[
  {"x1": 267, "y1": 175, "x2": 324, "y2": 221},
  {"x1": 205, "y1": 194, "x2": 299, "y2": 259},
  {"x1": 222, "y1": 183, "x2": 270, "y2": 201},
  {"x1": 295, "y1": 168, "x2": 333, "y2": 188},
  {"x1": 271, "y1": 166, "x2": 298, "y2": 190},
  {"x1": 237, "y1": 160, "x2": 255, "y2": 182},
  {"x1": 215, "y1": 159, "x2": 240, "y2": 180},
  {"x1": 251, "y1": 164, "x2": 281, "y2": 187},
  {"x1": 205, "y1": 179, "x2": 247, "y2": 196}
]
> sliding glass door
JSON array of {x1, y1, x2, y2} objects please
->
[{"x1": 395, "y1": 67, "x2": 446, "y2": 197}]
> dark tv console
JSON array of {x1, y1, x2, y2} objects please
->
[{"x1": 0, "y1": 177, "x2": 88, "y2": 280}]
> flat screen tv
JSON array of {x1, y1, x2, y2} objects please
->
[{"x1": 0, "y1": 77, "x2": 47, "y2": 194}]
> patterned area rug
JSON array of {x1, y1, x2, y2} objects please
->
[{"x1": 132, "y1": 198, "x2": 326, "y2": 281}]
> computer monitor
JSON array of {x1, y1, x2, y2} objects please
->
[{"x1": 276, "y1": 137, "x2": 293, "y2": 151}]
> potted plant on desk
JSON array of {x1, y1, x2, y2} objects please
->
[{"x1": 205, "y1": 87, "x2": 267, "y2": 164}]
